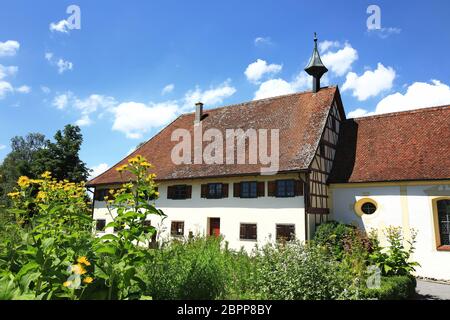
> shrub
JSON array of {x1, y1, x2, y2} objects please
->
[
  {"x1": 362, "y1": 275, "x2": 416, "y2": 300},
  {"x1": 369, "y1": 226, "x2": 420, "y2": 276},
  {"x1": 251, "y1": 241, "x2": 361, "y2": 300}
]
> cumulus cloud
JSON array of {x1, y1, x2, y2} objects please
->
[
  {"x1": 245, "y1": 59, "x2": 282, "y2": 83},
  {"x1": 0, "y1": 144, "x2": 6, "y2": 150},
  {"x1": 16, "y1": 85, "x2": 31, "y2": 94},
  {"x1": 45, "y1": 52, "x2": 73, "y2": 74},
  {"x1": 162, "y1": 84, "x2": 175, "y2": 95},
  {"x1": 347, "y1": 80, "x2": 450, "y2": 118},
  {"x1": 321, "y1": 43, "x2": 358, "y2": 76},
  {"x1": 0, "y1": 40, "x2": 20, "y2": 57},
  {"x1": 0, "y1": 81, "x2": 14, "y2": 99},
  {"x1": 342, "y1": 63, "x2": 396, "y2": 101},
  {"x1": 183, "y1": 80, "x2": 236, "y2": 109},
  {"x1": 254, "y1": 79, "x2": 295, "y2": 100},
  {"x1": 52, "y1": 92, "x2": 73, "y2": 110},
  {"x1": 89, "y1": 163, "x2": 110, "y2": 179},
  {"x1": 318, "y1": 40, "x2": 340, "y2": 53},
  {"x1": 112, "y1": 101, "x2": 180, "y2": 139},
  {"x1": 41, "y1": 86, "x2": 51, "y2": 94},
  {"x1": 0, "y1": 65, "x2": 18, "y2": 79},
  {"x1": 254, "y1": 37, "x2": 273, "y2": 46},
  {"x1": 49, "y1": 19, "x2": 71, "y2": 33}
]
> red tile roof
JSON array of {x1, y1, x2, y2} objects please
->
[
  {"x1": 88, "y1": 87, "x2": 339, "y2": 186},
  {"x1": 329, "y1": 105, "x2": 450, "y2": 183}
]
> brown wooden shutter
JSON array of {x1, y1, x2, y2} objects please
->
[
  {"x1": 268, "y1": 181, "x2": 276, "y2": 197},
  {"x1": 201, "y1": 184, "x2": 208, "y2": 198},
  {"x1": 257, "y1": 182, "x2": 265, "y2": 197},
  {"x1": 233, "y1": 183, "x2": 241, "y2": 197},
  {"x1": 222, "y1": 184, "x2": 229, "y2": 198},
  {"x1": 186, "y1": 185, "x2": 192, "y2": 199},
  {"x1": 167, "y1": 186, "x2": 174, "y2": 199},
  {"x1": 94, "y1": 189, "x2": 99, "y2": 201},
  {"x1": 295, "y1": 180, "x2": 304, "y2": 196}
]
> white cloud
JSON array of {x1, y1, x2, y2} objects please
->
[
  {"x1": 49, "y1": 19, "x2": 71, "y2": 33},
  {"x1": 45, "y1": 52, "x2": 73, "y2": 74},
  {"x1": 41, "y1": 86, "x2": 51, "y2": 94},
  {"x1": 347, "y1": 108, "x2": 374, "y2": 119},
  {"x1": 75, "y1": 115, "x2": 93, "y2": 127},
  {"x1": 0, "y1": 64, "x2": 18, "y2": 80},
  {"x1": 245, "y1": 59, "x2": 282, "y2": 83},
  {"x1": 52, "y1": 92, "x2": 73, "y2": 109},
  {"x1": 347, "y1": 80, "x2": 450, "y2": 118},
  {"x1": 321, "y1": 43, "x2": 358, "y2": 76},
  {"x1": 368, "y1": 27, "x2": 402, "y2": 39},
  {"x1": 0, "y1": 144, "x2": 6, "y2": 150},
  {"x1": 0, "y1": 81, "x2": 14, "y2": 99},
  {"x1": 0, "y1": 40, "x2": 20, "y2": 57},
  {"x1": 162, "y1": 84, "x2": 175, "y2": 95},
  {"x1": 342, "y1": 63, "x2": 396, "y2": 101},
  {"x1": 318, "y1": 40, "x2": 340, "y2": 53},
  {"x1": 254, "y1": 37, "x2": 273, "y2": 46},
  {"x1": 254, "y1": 78, "x2": 295, "y2": 100},
  {"x1": 57, "y1": 59, "x2": 73, "y2": 74},
  {"x1": 16, "y1": 85, "x2": 31, "y2": 94},
  {"x1": 112, "y1": 101, "x2": 180, "y2": 139},
  {"x1": 183, "y1": 80, "x2": 236, "y2": 109},
  {"x1": 89, "y1": 163, "x2": 110, "y2": 179}
]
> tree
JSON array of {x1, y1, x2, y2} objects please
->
[
  {"x1": 0, "y1": 125, "x2": 90, "y2": 205},
  {"x1": 36, "y1": 125, "x2": 90, "y2": 182}
]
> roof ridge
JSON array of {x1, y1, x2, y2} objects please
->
[
  {"x1": 351, "y1": 104, "x2": 450, "y2": 121},
  {"x1": 181, "y1": 86, "x2": 337, "y2": 116}
]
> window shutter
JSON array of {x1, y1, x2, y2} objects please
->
[
  {"x1": 186, "y1": 185, "x2": 192, "y2": 199},
  {"x1": 295, "y1": 180, "x2": 304, "y2": 196},
  {"x1": 222, "y1": 183, "x2": 229, "y2": 198},
  {"x1": 94, "y1": 189, "x2": 99, "y2": 201},
  {"x1": 201, "y1": 184, "x2": 208, "y2": 198},
  {"x1": 167, "y1": 186, "x2": 174, "y2": 199},
  {"x1": 233, "y1": 183, "x2": 241, "y2": 198},
  {"x1": 268, "y1": 181, "x2": 276, "y2": 197},
  {"x1": 257, "y1": 182, "x2": 265, "y2": 197}
]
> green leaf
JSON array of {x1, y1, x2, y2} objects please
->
[
  {"x1": 16, "y1": 261, "x2": 40, "y2": 279},
  {"x1": 95, "y1": 245, "x2": 117, "y2": 255}
]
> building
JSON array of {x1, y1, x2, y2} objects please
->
[{"x1": 87, "y1": 36, "x2": 450, "y2": 280}]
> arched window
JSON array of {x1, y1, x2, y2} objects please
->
[{"x1": 437, "y1": 199, "x2": 450, "y2": 246}]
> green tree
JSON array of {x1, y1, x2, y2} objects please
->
[{"x1": 35, "y1": 125, "x2": 90, "y2": 182}]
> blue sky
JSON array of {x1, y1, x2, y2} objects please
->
[{"x1": 1, "y1": 0, "x2": 450, "y2": 177}]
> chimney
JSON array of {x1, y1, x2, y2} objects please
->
[
  {"x1": 195, "y1": 102, "x2": 203, "y2": 124},
  {"x1": 304, "y1": 33, "x2": 328, "y2": 93}
]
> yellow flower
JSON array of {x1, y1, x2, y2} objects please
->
[
  {"x1": 17, "y1": 176, "x2": 31, "y2": 188},
  {"x1": 141, "y1": 161, "x2": 152, "y2": 168},
  {"x1": 41, "y1": 171, "x2": 52, "y2": 179},
  {"x1": 63, "y1": 280, "x2": 72, "y2": 287},
  {"x1": 83, "y1": 277, "x2": 94, "y2": 284},
  {"x1": 116, "y1": 164, "x2": 128, "y2": 173},
  {"x1": 72, "y1": 264, "x2": 87, "y2": 275},
  {"x1": 36, "y1": 191, "x2": 47, "y2": 201},
  {"x1": 7, "y1": 192, "x2": 20, "y2": 198},
  {"x1": 77, "y1": 256, "x2": 91, "y2": 266}
]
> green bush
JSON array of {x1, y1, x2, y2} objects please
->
[
  {"x1": 251, "y1": 241, "x2": 361, "y2": 300},
  {"x1": 314, "y1": 221, "x2": 357, "y2": 258},
  {"x1": 142, "y1": 237, "x2": 254, "y2": 300},
  {"x1": 362, "y1": 275, "x2": 416, "y2": 300}
]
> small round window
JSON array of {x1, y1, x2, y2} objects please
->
[
  {"x1": 361, "y1": 202, "x2": 377, "y2": 215},
  {"x1": 354, "y1": 198, "x2": 378, "y2": 217}
]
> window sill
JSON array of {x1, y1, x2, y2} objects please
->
[
  {"x1": 437, "y1": 245, "x2": 450, "y2": 252},
  {"x1": 239, "y1": 239, "x2": 257, "y2": 242}
]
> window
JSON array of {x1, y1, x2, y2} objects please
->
[
  {"x1": 361, "y1": 202, "x2": 377, "y2": 215},
  {"x1": 208, "y1": 183, "x2": 223, "y2": 198},
  {"x1": 437, "y1": 200, "x2": 450, "y2": 246},
  {"x1": 167, "y1": 185, "x2": 191, "y2": 200},
  {"x1": 276, "y1": 180, "x2": 295, "y2": 198},
  {"x1": 354, "y1": 198, "x2": 378, "y2": 217},
  {"x1": 96, "y1": 219, "x2": 106, "y2": 232},
  {"x1": 276, "y1": 224, "x2": 295, "y2": 242},
  {"x1": 241, "y1": 182, "x2": 257, "y2": 198},
  {"x1": 94, "y1": 189, "x2": 109, "y2": 201},
  {"x1": 201, "y1": 183, "x2": 228, "y2": 199},
  {"x1": 240, "y1": 223, "x2": 257, "y2": 241},
  {"x1": 171, "y1": 221, "x2": 185, "y2": 237}
]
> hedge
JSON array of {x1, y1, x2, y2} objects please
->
[{"x1": 362, "y1": 275, "x2": 417, "y2": 300}]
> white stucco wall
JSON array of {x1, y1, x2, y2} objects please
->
[
  {"x1": 330, "y1": 182, "x2": 450, "y2": 280},
  {"x1": 93, "y1": 173, "x2": 306, "y2": 252}
]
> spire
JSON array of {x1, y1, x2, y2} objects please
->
[{"x1": 304, "y1": 32, "x2": 328, "y2": 93}]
